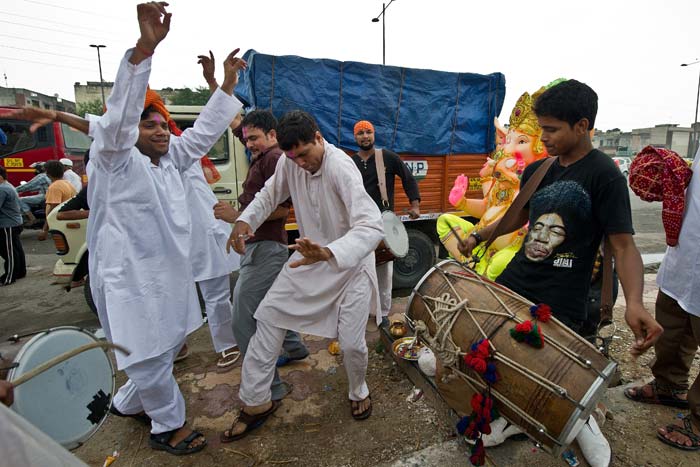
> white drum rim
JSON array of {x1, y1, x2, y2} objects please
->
[
  {"x1": 7, "y1": 326, "x2": 116, "y2": 450},
  {"x1": 381, "y1": 211, "x2": 409, "y2": 258}
]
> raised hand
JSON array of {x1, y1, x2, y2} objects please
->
[
  {"x1": 135, "y1": 2, "x2": 172, "y2": 53},
  {"x1": 220, "y1": 48, "x2": 247, "y2": 95},
  {"x1": 197, "y1": 50, "x2": 216, "y2": 86},
  {"x1": 0, "y1": 107, "x2": 56, "y2": 133},
  {"x1": 288, "y1": 237, "x2": 333, "y2": 268}
]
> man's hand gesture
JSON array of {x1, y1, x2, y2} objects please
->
[
  {"x1": 228, "y1": 221, "x2": 254, "y2": 255},
  {"x1": 0, "y1": 107, "x2": 55, "y2": 133},
  {"x1": 197, "y1": 50, "x2": 216, "y2": 87},
  {"x1": 288, "y1": 238, "x2": 333, "y2": 268},
  {"x1": 136, "y1": 2, "x2": 172, "y2": 53},
  {"x1": 625, "y1": 304, "x2": 663, "y2": 358},
  {"x1": 220, "y1": 48, "x2": 247, "y2": 95}
]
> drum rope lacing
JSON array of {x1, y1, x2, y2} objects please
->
[{"x1": 411, "y1": 263, "x2": 607, "y2": 444}]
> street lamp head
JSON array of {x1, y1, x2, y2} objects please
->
[
  {"x1": 372, "y1": 17, "x2": 379, "y2": 22},
  {"x1": 90, "y1": 44, "x2": 106, "y2": 48}
]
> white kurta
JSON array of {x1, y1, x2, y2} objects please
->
[
  {"x1": 86, "y1": 50, "x2": 242, "y2": 368},
  {"x1": 62, "y1": 169, "x2": 82, "y2": 193},
  {"x1": 657, "y1": 148, "x2": 700, "y2": 318},
  {"x1": 238, "y1": 141, "x2": 384, "y2": 338},
  {"x1": 182, "y1": 164, "x2": 240, "y2": 280}
]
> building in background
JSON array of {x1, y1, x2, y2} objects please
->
[
  {"x1": 0, "y1": 86, "x2": 75, "y2": 113},
  {"x1": 594, "y1": 122, "x2": 700, "y2": 159},
  {"x1": 74, "y1": 82, "x2": 179, "y2": 106}
]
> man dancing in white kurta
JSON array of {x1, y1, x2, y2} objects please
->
[
  {"x1": 85, "y1": 3, "x2": 243, "y2": 455},
  {"x1": 221, "y1": 110, "x2": 384, "y2": 442}
]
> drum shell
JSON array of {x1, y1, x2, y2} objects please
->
[
  {"x1": 408, "y1": 260, "x2": 614, "y2": 453},
  {"x1": 375, "y1": 240, "x2": 396, "y2": 266}
]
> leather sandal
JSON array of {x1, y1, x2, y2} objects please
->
[
  {"x1": 149, "y1": 425, "x2": 207, "y2": 456},
  {"x1": 220, "y1": 400, "x2": 281, "y2": 443}
]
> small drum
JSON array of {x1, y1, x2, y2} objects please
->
[
  {"x1": 375, "y1": 211, "x2": 409, "y2": 265},
  {"x1": 407, "y1": 261, "x2": 616, "y2": 455},
  {"x1": 3, "y1": 327, "x2": 115, "y2": 449}
]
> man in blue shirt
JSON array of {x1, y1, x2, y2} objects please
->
[{"x1": 0, "y1": 166, "x2": 26, "y2": 285}]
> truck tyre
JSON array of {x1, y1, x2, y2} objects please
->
[
  {"x1": 84, "y1": 275, "x2": 98, "y2": 316},
  {"x1": 393, "y1": 229, "x2": 436, "y2": 289}
]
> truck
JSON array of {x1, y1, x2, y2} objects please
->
[
  {"x1": 0, "y1": 106, "x2": 93, "y2": 186},
  {"x1": 48, "y1": 51, "x2": 506, "y2": 310}
]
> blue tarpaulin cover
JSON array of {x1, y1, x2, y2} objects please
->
[{"x1": 235, "y1": 50, "x2": 505, "y2": 156}]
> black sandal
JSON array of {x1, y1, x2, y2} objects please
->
[
  {"x1": 350, "y1": 395, "x2": 372, "y2": 421},
  {"x1": 657, "y1": 416, "x2": 700, "y2": 451},
  {"x1": 109, "y1": 405, "x2": 152, "y2": 426},
  {"x1": 220, "y1": 400, "x2": 281, "y2": 443},
  {"x1": 624, "y1": 380, "x2": 689, "y2": 409},
  {"x1": 149, "y1": 425, "x2": 207, "y2": 456}
]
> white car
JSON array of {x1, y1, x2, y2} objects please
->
[{"x1": 612, "y1": 157, "x2": 631, "y2": 177}]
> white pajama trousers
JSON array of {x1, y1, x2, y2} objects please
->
[
  {"x1": 198, "y1": 274, "x2": 237, "y2": 353},
  {"x1": 376, "y1": 261, "x2": 393, "y2": 317},
  {"x1": 239, "y1": 274, "x2": 372, "y2": 405},
  {"x1": 112, "y1": 343, "x2": 185, "y2": 434}
]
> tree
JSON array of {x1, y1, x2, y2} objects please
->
[
  {"x1": 169, "y1": 86, "x2": 211, "y2": 105},
  {"x1": 76, "y1": 99, "x2": 105, "y2": 117}
]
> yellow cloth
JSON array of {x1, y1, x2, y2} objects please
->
[{"x1": 45, "y1": 180, "x2": 76, "y2": 205}]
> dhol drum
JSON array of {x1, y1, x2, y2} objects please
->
[
  {"x1": 407, "y1": 260, "x2": 616, "y2": 455},
  {"x1": 375, "y1": 211, "x2": 409, "y2": 265},
  {"x1": 1, "y1": 327, "x2": 115, "y2": 449}
]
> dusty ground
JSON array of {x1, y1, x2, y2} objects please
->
[{"x1": 2, "y1": 197, "x2": 699, "y2": 466}]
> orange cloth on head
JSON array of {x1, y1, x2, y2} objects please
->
[
  {"x1": 354, "y1": 120, "x2": 374, "y2": 135},
  {"x1": 143, "y1": 87, "x2": 170, "y2": 120}
]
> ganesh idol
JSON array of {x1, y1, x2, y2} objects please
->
[{"x1": 436, "y1": 85, "x2": 551, "y2": 280}]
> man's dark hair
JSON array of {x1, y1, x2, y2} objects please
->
[
  {"x1": 277, "y1": 110, "x2": 320, "y2": 151},
  {"x1": 140, "y1": 105, "x2": 159, "y2": 121},
  {"x1": 534, "y1": 79, "x2": 598, "y2": 130},
  {"x1": 44, "y1": 160, "x2": 65, "y2": 179},
  {"x1": 0, "y1": 166, "x2": 6, "y2": 180},
  {"x1": 241, "y1": 110, "x2": 277, "y2": 134}
]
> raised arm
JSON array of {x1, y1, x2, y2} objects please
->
[
  {"x1": 168, "y1": 48, "x2": 245, "y2": 171},
  {"x1": 89, "y1": 2, "x2": 170, "y2": 167},
  {"x1": 198, "y1": 50, "x2": 219, "y2": 93}
]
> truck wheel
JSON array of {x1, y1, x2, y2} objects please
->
[
  {"x1": 84, "y1": 275, "x2": 98, "y2": 316},
  {"x1": 392, "y1": 229, "x2": 436, "y2": 290}
]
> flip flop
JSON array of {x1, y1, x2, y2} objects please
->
[
  {"x1": 350, "y1": 395, "x2": 372, "y2": 421},
  {"x1": 217, "y1": 348, "x2": 241, "y2": 368},
  {"x1": 220, "y1": 400, "x2": 281, "y2": 443},
  {"x1": 149, "y1": 426, "x2": 207, "y2": 456}
]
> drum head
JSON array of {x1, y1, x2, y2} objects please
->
[
  {"x1": 381, "y1": 211, "x2": 409, "y2": 258},
  {"x1": 7, "y1": 327, "x2": 115, "y2": 450}
]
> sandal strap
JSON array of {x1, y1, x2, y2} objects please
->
[{"x1": 172, "y1": 430, "x2": 204, "y2": 450}]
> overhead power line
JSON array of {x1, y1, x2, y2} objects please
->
[
  {"x1": 0, "y1": 45, "x2": 94, "y2": 62},
  {"x1": 0, "y1": 19, "x2": 101, "y2": 39},
  {"x1": 23, "y1": 0, "x2": 130, "y2": 21},
  {"x1": 0, "y1": 10, "x2": 118, "y2": 34},
  {"x1": 0, "y1": 33, "x2": 86, "y2": 50},
  {"x1": 0, "y1": 55, "x2": 95, "y2": 73}
]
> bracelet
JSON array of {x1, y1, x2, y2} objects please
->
[
  {"x1": 135, "y1": 41, "x2": 154, "y2": 57},
  {"x1": 469, "y1": 231, "x2": 483, "y2": 244}
]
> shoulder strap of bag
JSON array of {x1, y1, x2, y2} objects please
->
[
  {"x1": 481, "y1": 156, "x2": 557, "y2": 252},
  {"x1": 599, "y1": 237, "x2": 614, "y2": 326},
  {"x1": 374, "y1": 148, "x2": 389, "y2": 209}
]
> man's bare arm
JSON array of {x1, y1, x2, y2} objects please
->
[{"x1": 56, "y1": 210, "x2": 90, "y2": 221}]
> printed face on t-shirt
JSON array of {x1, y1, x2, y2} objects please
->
[{"x1": 525, "y1": 213, "x2": 566, "y2": 262}]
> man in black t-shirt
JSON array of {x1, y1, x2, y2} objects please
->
[
  {"x1": 459, "y1": 79, "x2": 661, "y2": 356},
  {"x1": 351, "y1": 120, "x2": 421, "y2": 324}
]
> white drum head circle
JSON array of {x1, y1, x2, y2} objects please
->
[
  {"x1": 7, "y1": 327, "x2": 115, "y2": 449},
  {"x1": 381, "y1": 211, "x2": 409, "y2": 258}
]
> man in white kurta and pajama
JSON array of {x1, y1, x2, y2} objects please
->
[
  {"x1": 221, "y1": 110, "x2": 383, "y2": 442},
  {"x1": 83, "y1": 3, "x2": 243, "y2": 456}
]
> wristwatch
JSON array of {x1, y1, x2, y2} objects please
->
[{"x1": 469, "y1": 231, "x2": 483, "y2": 244}]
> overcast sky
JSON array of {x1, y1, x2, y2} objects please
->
[{"x1": 2, "y1": 0, "x2": 699, "y2": 132}]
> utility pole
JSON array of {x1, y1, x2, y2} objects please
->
[
  {"x1": 372, "y1": 0, "x2": 397, "y2": 66},
  {"x1": 90, "y1": 44, "x2": 107, "y2": 108}
]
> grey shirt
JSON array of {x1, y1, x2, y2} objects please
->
[{"x1": 0, "y1": 181, "x2": 22, "y2": 228}]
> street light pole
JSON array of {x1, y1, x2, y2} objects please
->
[
  {"x1": 371, "y1": 0, "x2": 396, "y2": 66},
  {"x1": 90, "y1": 44, "x2": 107, "y2": 109},
  {"x1": 681, "y1": 59, "x2": 700, "y2": 158}
]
